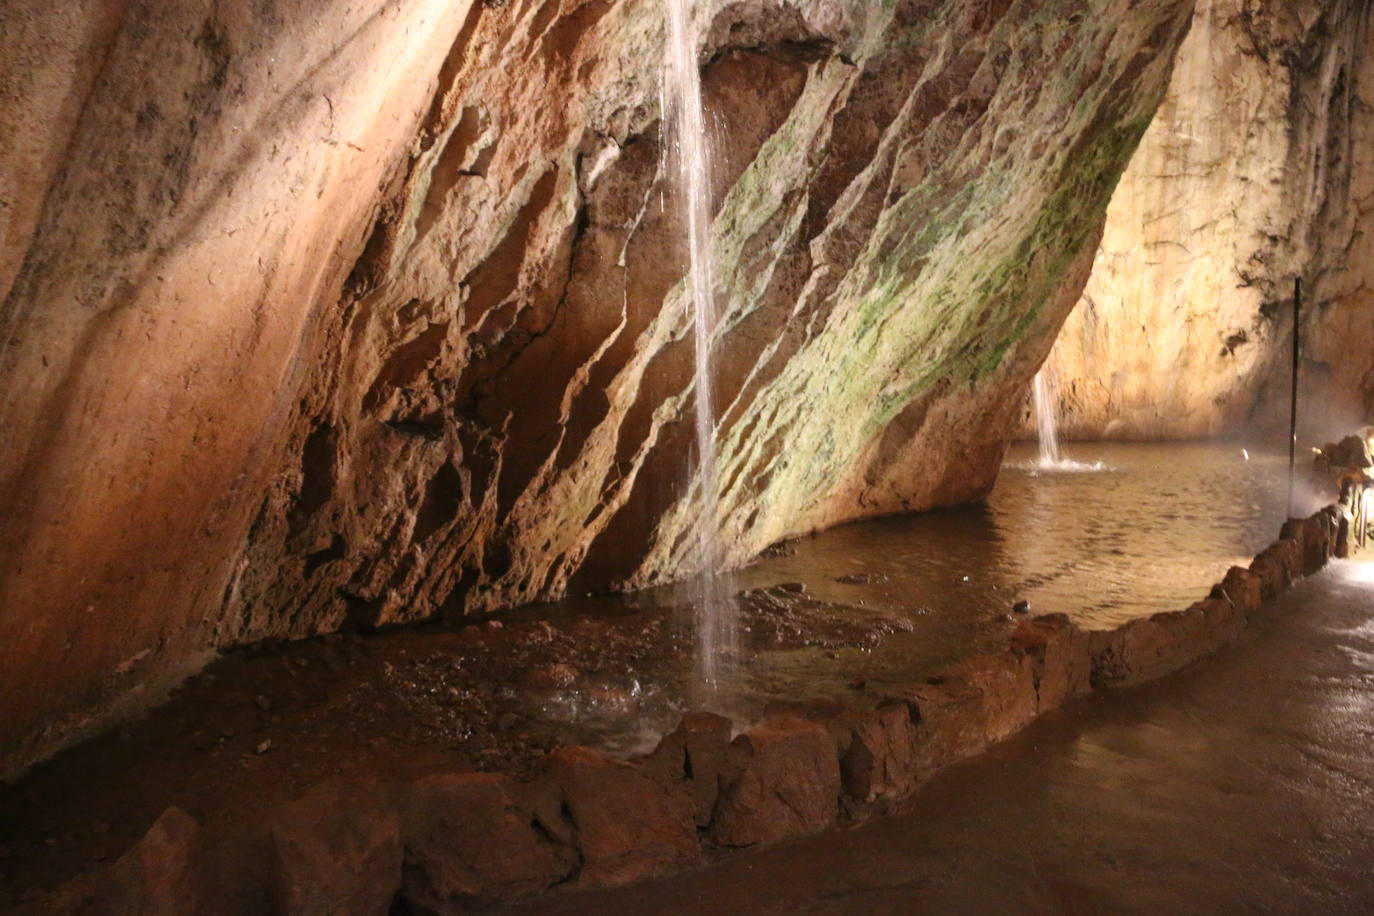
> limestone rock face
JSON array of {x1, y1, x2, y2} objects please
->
[
  {"x1": 0, "y1": 0, "x2": 1192, "y2": 776},
  {"x1": 1044, "y1": 0, "x2": 1374, "y2": 440}
]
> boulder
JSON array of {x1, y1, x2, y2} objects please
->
[
  {"x1": 1328, "y1": 435, "x2": 1373, "y2": 469},
  {"x1": 399, "y1": 772, "x2": 574, "y2": 912},
  {"x1": 1250, "y1": 539, "x2": 1300, "y2": 600},
  {"x1": 1336, "y1": 506, "x2": 1354, "y2": 559},
  {"x1": 641, "y1": 712, "x2": 734, "y2": 828},
  {"x1": 904, "y1": 652, "x2": 1038, "y2": 775},
  {"x1": 45, "y1": 807, "x2": 200, "y2": 915},
  {"x1": 541, "y1": 746, "x2": 698, "y2": 888},
  {"x1": 840, "y1": 700, "x2": 921, "y2": 804},
  {"x1": 270, "y1": 781, "x2": 402, "y2": 916},
  {"x1": 1211, "y1": 566, "x2": 1261, "y2": 616},
  {"x1": 1092, "y1": 596, "x2": 1242, "y2": 688},
  {"x1": 1280, "y1": 516, "x2": 1332, "y2": 576},
  {"x1": 1009, "y1": 614, "x2": 1093, "y2": 712},
  {"x1": 710, "y1": 715, "x2": 841, "y2": 847}
]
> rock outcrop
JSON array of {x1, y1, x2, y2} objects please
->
[
  {"x1": 1044, "y1": 0, "x2": 1374, "y2": 440},
  {"x1": 0, "y1": 0, "x2": 1194, "y2": 776}
]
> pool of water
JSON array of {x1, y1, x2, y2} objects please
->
[
  {"x1": 513, "y1": 440, "x2": 1314, "y2": 755},
  {"x1": 756, "y1": 440, "x2": 1303, "y2": 631}
]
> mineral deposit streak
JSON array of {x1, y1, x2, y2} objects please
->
[{"x1": 663, "y1": 0, "x2": 736, "y2": 701}]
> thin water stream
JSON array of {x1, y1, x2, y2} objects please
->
[{"x1": 662, "y1": 0, "x2": 734, "y2": 703}]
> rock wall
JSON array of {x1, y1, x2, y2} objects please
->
[
  {"x1": 1045, "y1": 0, "x2": 1374, "y2": 440},
  {"x1": 0, "y1": 0, "x2": 1193, "y2": 777}
]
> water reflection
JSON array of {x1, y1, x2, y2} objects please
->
[{"x1": 508, "y1": 442, "x2": 1302, "y2": 754}]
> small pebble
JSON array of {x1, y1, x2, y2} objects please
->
[
  {"x1": 1012, "y1": 599, "x2": 1030, "y2": 614},
  {"x1": 255, "y1": 739, "x2": 272, "y2": 755}
]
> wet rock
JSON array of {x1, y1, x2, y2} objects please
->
[
  {"x1": 270, "y1": 780, "x2": 402, "y2": 915},
  {"x1": 1283, "y1": 509, "x2": 1339, "y2": 575},
  {"x1": 1327, "y1": 435, "x2": 1373, "y2": 469},
  {"x1": 1012, "y1": 599, "x2": 1031, "y2": 614},
  {"x1": 840, "y1": 700, "x2": 920, "y2": 804},
  {"x1": 541, "y1": 746, "x2": 698, "y2": 888},
  {"x1": 1009, "y1": 614, "x2": 1092, "y2": 712},
  {"x1": 710, "y1": 714, "x2": 841, "y2": 847},
  {"x1": 1092, "y1": 596, "x2": 1243, "y2": 689},
  {"x1": 904, "y1": 652, "x2": 1038, "y2": 775},
  {"x1": 775, "y1": 581, "x2": 807, "y2": 594},
  {"x1": 836, "y1": 572, "x2": 888, "y2": 585},
  {"x1": 760, "y1": 540, "x2": 799, "y2": 559},
  {"x1": 45, "y1": 807, "x2": 200, "y2": 914},
  {"x1": 1250, "y1": 539, "x2": 1301, "y2": 600},
  {"x1": 1211, "y1": 566, "x2": 1262, "y2": 616},
  {"x1": 399, "y1": 772, "x2": 574, "y2": 911},
  {"x1": 642, "y1": 712, "x2": 734, "y2": 828},
  {"x1": 1335, "y1": 505, "x2": 1355, "y2": 559},
  {"x1": 520, "y1": 663, "x2": 581, "y2": 690}
]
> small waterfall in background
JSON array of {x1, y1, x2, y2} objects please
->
[
  {"x1": 1028, "y1": 366, "x2": 1105, "y2": 473},
  {"x1": 1034, "y1": 371, "x2": 1062, "y2": 468},
  {"x1": 662, "y1": 0, "x2": 736, "y2": 703}
]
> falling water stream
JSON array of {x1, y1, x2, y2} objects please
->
[
  {"x1": 662, "y1": 0, "x2": 736, "y2": 702},
  {"x1": 1033, "y1": 371, "x2": 1063, "y2": 466},
  {"x1": 1031, "y1": 367, "x2": 1105, "y2": 473}
]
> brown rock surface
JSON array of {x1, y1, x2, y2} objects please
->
[
  {"x1": 839, "y1": 700, "x2": 921, "y2": 804},
  {"x1": 43, "y1": 807, "x2": 200, "y2": 915},
  {"x1": 542, "y1": 745, "x2": 698, "y2": 887},
  {"x1": 1010, "y1": 613, "x2": 1094, "y2": 712},
  {"x1": 906, "y1": 651, "x2": 1038, "y2": 775},
  {"x1": 642, "y1": 711, "x2": 733, "y2": 828},
  {"x1": 0, "y1": 0, "x2": 1195, "y2": 776},
  {"x1": 270, "y1": 781, "x2": 402, "y2": 916},
  {"x1": 400, "y1": 772, "x2": 575, "y2": 912},
  {"x1": 711, "y1": 714, "x2": 841, "y2": 847},
  {"x1": 1214, "y1": 565, "x2": 1263, "y2": 616}
]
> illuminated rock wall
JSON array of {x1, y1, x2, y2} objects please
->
[
  {"x1": 1047, "y1": 0, "x2": 1374, "y2": 441},
  {"x1": 0, "y1": 0, "x2": 1193, "y2": 776}
]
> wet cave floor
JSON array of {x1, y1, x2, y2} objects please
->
[
  {"x1": 0, "y1": 442, "x2": 1311, "y2": 904},
  {"x1": 512, "y1": 556, "x2": 1374, "y2": 914}
]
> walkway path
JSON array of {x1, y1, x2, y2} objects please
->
[{"x1": 512, "y1": 558, "x2": 1374, "y2": 914}]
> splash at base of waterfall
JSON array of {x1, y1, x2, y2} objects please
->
[{"x1": 1026, "y1": 370, "x2": 1107, "y2": 473}]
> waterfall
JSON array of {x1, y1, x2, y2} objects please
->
[
  {"x1": 1034, "y1": 371, "x2": 1062, "y2": 467},
  {"x1": 662, "y1": 0, "x2": 735, "y2": 700}
]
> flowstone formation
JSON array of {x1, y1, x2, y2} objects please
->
[
  {"x1": 0, "y1": 0, "x2": 1192, "y2": 776},
  {"x1": 1046, "y1": 0, "x2": 1374, "y2": 440}
]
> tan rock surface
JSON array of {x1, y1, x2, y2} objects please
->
[{"x1": 1044, "y1": 0, "x2": 1374, "y2": 440}]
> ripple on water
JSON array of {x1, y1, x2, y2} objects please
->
[{"x1": 489, "y1": 441, "x2": 1312, "y2": 755}]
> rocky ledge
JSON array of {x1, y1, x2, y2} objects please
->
[{"x1": 28, "y1": 488, "x2": 1358, "y2": 914}]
